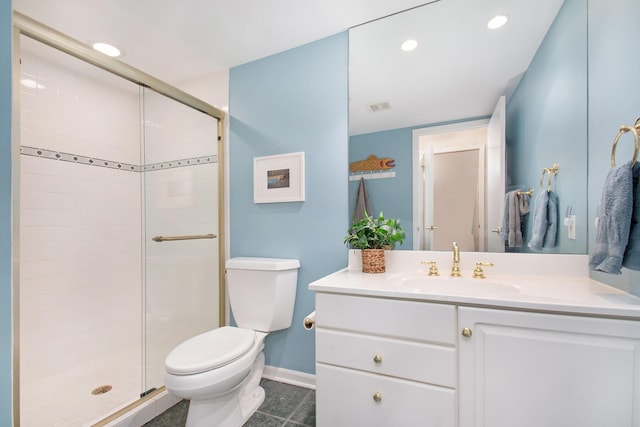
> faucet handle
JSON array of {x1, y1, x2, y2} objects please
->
[
  {"x1": 472, "y1": 262, "x2": 494, "y2": 279},
  {"x1": 421, "y1": 261, "x2": 439, "y2": 276}
]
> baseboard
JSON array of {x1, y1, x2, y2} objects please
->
[{"x1": 262, "y1": 365, "x2": 316, "y2": 390}]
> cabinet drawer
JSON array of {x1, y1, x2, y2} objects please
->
[
  {"x1": 317, "y1": 328, "x2": 456, "y2": 387},
  {"x1": 316, "y1": 363, "x2": 456, "y2": 427},
  {"x1": 316, "y1": 293, "x2": 456, "y2": 344}
]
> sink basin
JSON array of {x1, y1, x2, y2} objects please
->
[{"x1": 401, "y1": 276, "x2": 520, "y2": 296}]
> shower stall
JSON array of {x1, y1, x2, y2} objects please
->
[{"x1": 14, "y1": 13, "x2": 225, "y2": 426}]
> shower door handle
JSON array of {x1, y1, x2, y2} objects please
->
[{"x1": 152, "y1": 233, "x2": 217, "y2": 242}]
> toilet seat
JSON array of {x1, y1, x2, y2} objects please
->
[{"x1": 166, "y1": 326, "x2": 257, "y2": 375}]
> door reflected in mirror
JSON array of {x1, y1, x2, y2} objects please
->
[{"x1": 421, "y1": 124, "x2": 487, "y2": 252}]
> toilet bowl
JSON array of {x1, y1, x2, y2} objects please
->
[
  {"x1": 164, "y1": 327, "x2": 267, "y2": 427},
  {"x1": 164, "y1": 257, "x2": 300, "y2": 427}
]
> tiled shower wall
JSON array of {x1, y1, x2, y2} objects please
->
[
  {"x1": 20, "y1": 157, "x2": 142, "y2": 383},
  {"x1": 19, "y1": 37, "x2": 144, "y2": 426},
  {"x1": 19, "y1": 37, "x2": 143, "y2": 387},
  {"x1": 18, "y1": 36, "x2": 219, "y2": 426},
  {"x1": 141, "y1": 89, "x2": 219, "y2": 388}
]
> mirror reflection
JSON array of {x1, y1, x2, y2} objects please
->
[{"x1": 348, "y1": 0, "x2": 588, "y2": 254}]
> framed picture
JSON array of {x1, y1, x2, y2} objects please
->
[{"x1": 253, "y1": 152, "x2": 305, "y2": 203}]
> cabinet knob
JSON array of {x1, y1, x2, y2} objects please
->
[
  {"x1": 373, "y1": 354, "x2": 382, "y2": 364},
  {"x1": 461, "y1": 327, "x2": 472, "y2": 338},
  {"x1": 373, "y1": 392, "x2": 382, "y2": 403}
]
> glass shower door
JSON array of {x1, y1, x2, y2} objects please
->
[
  {"x1": 18, "y1": 35, "x2": 144, "y2": 426},
  {"x1": 141, "y1": 88, "x2": 220, "y2": 391}
]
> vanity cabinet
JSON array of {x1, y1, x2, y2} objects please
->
[
  {"x1": 315, "y1": 292, "x2": 640, "y2": 427},
  {"x1": 315, "y1": 293, "x2": 458, "y2": 426},
  {"x1": 458, "y1": 307, "x2": 640, "y2": 427}
]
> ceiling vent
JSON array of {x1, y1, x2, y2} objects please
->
[{"x1": 369, "y1": 102, "x2": 391, "y2": 112}]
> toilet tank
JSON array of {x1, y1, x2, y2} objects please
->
[{"x1": 226, "y1": 257, "x2": 300, "y2": 332}]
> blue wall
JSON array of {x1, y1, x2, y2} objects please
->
[
  {"x1": 1, "y1": 0, "x2": 13, "y2": 424},
  {"x1": 506, "y1": 0, "x2": 588, "y2": 254},
  {"x1": 349, "y1": 127, "x2": 414, "y2": 249},
  {"x1": 587, "y1": 0, "x2": 640, "y2": 296},
  {"x1": 229, "y1": 32, "x2": 349, "y2": 374}
]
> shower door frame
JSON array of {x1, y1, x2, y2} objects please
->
[{"x1": 11, "y1": 11, "x2": 227, "y2": 425}]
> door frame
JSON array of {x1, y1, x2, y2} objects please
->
[{"x1": 412, "y1": 119, "x2": 489, "y2": 250}]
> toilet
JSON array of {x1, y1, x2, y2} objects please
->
[{"x1": 164, "y1": 257, "x2": 300, "y2": 427}]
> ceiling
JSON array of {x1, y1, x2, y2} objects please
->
[
  {"x1": 13, "y1": 0, "x2": 430, "y2": 85},
  {"x1": 13, "y1": 0, "x2": 564, "y2": 135}
]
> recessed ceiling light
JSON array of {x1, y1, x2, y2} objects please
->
[
  {"x1": 400, "y1": 39, "x2": 418, "y2": 52},
  {"x1": 92, "y1": 42, "x2": 121, "y2": 57},
  {"x1": 487, "y1": 15, "x2": 508, "y2": 30},
  {"x1": 487, "y1": 15, "x2": 509, "y2": 30}
]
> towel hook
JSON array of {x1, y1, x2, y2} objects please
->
[
  {"x1": 539, "y1": 170, "x2": 553, "y2": 192},
  {"x1": 610, "y1": 118, "x2": 639, "y2": 168},
  {"x1": 539, "y1": 164, "x2": 559, "y2": 193}
]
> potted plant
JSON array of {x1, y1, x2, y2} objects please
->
[{"x1": 344, "y1": 211, "x2": 405, "y2": 273}]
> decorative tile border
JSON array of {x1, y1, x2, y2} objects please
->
[
  {"x1": 20, "y1": 146, "x2": 140, "y2": 172},
  {"x1": 143, "y1": 155, "x2": 217, "y2": 172},
  {"x1": 20, "y1": 146, "x2": 216, "y2": 173}
]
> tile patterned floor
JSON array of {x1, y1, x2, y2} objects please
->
[{"x1": 143, "y1": 379, "x2": 316, "y2": 427}]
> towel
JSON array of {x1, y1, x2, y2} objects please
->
[
  {"x1": 353, "y1": 177, "x2": 372, "y2": 223},
  {"x1": 500, "y1": 190, "x2": 530, "y2": 247},
  {"x1": 589, "y1": 161, "x2": 634, "y2": 274},
  {"x1": 543, "y1": 190, "x2": 559, "y2": 248},
  {"x1": 622, "y1": 163, "x2": 640, "y2": 270},
  {"x1": 528, "y1": 190, "x2": 558, "y2": 251}
]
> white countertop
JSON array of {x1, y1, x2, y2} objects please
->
[{"x1": 308, "y1": 251, "x2": 640, "y2": 319}]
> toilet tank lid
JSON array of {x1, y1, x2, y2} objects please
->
[{"x1": 226, "y1": 257, "x2": 300, "y2": 271}]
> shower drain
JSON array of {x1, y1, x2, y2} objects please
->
[{"x1": 91, "y1": 385, "x2": 113, "y2": 395}]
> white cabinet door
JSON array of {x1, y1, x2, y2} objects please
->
[{"x1": 458, "y1": 307, "x2": 640, "y2": 427}]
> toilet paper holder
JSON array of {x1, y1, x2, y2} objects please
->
[{"x1": 303, "y1": 311, "x2": 316, "y2": 330}]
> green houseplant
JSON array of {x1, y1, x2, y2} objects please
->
[{"x1": 344, "y1": 211, "x2": 405, "y2": 273}]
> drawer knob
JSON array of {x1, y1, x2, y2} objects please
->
[
  {"x1": 373, "y1": 392, "x2": 382, "y2": 403},
  {"x1": 373, "y1": 354, "x2": 382, "y2": 364},
  {"x1": 461, "y1": 327, "x2": 472, "y2": 338}
]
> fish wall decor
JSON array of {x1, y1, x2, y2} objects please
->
[{"x1": 349, "y1": 155, "x2": 396, "y2": 173}]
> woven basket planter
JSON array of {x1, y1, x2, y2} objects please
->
[{"x1": 361, "y1": 249, "x2": 386, "y2": 273}]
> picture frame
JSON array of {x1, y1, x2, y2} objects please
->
[{"x1": 253, "y1": 152, "x2": 305, "y2": 203}]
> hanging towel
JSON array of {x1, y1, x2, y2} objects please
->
[
  {"x1": 499, "y1": 191, "x2": 515, "y2": 243},
  {"x1": 500, "y1": 190, "x2": 530, "y2": 247},
  {"x1": 543, "y1": 190, "x2": 559, "y2": 248},
  {"x1": 353, "y1": 177, "x2": 372, "y2": 223},
  {"x1": 622, "y1": 163, "x2": 640, "y2": 270},
  {"x1": 589, "y1": 161, "x2": 634, "y2": 274},
  {"x1": 528, "y1": 190, "x2": 550, "y2": 251},
  {"x1": 528, "y1": 190, "x2": 559, "y2": 251}
]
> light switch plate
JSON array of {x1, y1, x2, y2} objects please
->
[{"x1": 567, "y1": 215, "x2": 576, "y2": 240}]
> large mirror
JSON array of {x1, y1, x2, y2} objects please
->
[{"x1": 348, "y1": 0, "x2": 588, "y2": 254}]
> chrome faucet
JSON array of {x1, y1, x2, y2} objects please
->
[{"x1": 451, "y1": 242, "x2": 461, "y2": 277}]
